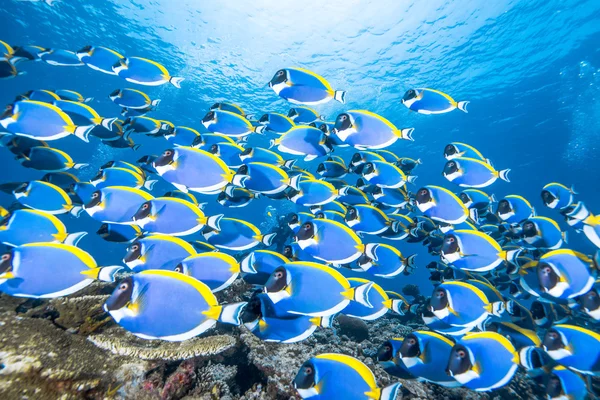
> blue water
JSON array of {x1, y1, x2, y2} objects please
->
[{"x1": 1, "y1": 0, "x2": 600, "y2": 300}]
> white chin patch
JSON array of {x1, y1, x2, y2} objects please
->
[
  {"x1": 547, "y1": 348, "x2": 572, "y2": 360},
  {"x1": 417, "y1": 201, "x2": 435, "y2": 212},
  {"x1": 547, "y1": 198, "x2": 559, "y2": 209},
  {"x1": 132, "y1": 216, "x2": 153, "y2": 228},
  {"x1": 523, "y1": 235, "x2": 540, "y2": 244},
  {"x1": 297, "y1": 238, "x2": 317, "y2": 250},
  {"x1": 586, "y1": 307, "x2": 600, "y2": 320},
  {"x1": 266, "y1": 289, "x2": 291, "y2": 304},
  {"x1": 444, "y1": 171, "x2": 462, "y2": 181},
  {"x1": 296, "y1": 387, "x2": 319, "y2": 398},
  {"x1": 108, "y1": 307, "x2": 136, "y2": 324},
  {"x1": 402, "y1": 97, "x2": 418, "y2": 108},
  {"x1": 441, "y1": 252, "x2": 461, "y2": 264},
  {"x1": 346, "y1": 218, "x2": 359, "y2": 227},
  {"x1": 452, "y1": 369, "x2": 480, "y2": 385},
  {"x1": 372, "y1": 191, "x2": 383, "y2": 199},
  {"x1": 112, "y1": 65, "x2": 126, "y2": 74},
  {"x1": 334, "y1": 127, "x2": 356, "y2": 142},
  {"x1": 363, "y1": 171, "x2": 377, "y2": 181},
  {"x1": 125, "y1": 258, "x2": 145, "y2": 269},
  {"x1": 439, "y1": 225, "x2": 454, "y2": 234},
  {"x1": 547, "y1": 282, "x2": 569, "y2": 298},
  {"x1": 270, "y1": 82, "x2": 287, "y2": 95},
  {"x1": 433, "y1": 307, "x2": 450, "y2": 320},
  {"x1": 13, "y1": 191, "x2": 27, "y2": 199},
  {"x1": 498, "y1": 211, "x2": 515, "y2": 220},
  {"x1": 85, "y1": 204, "x2": 103, "y2": 217},
  {"x1": 154, "y1": 164, "x2": 176, "y2": 175}
]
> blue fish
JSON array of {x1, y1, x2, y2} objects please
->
[
  {"x1": 447, "y1": 332, "x2": 519, "y2": 391},
  {"x1": 131, "y1": 197, "x2": 223, "y2": 236},
  {"x1": 17, "y1": 146, "x2": 87, "y2": 172},
  {"x1": 316, "y1": 159, "x2": 348, "y2": 178},
  {"x1": 542, "y1": 182, "x2": 576, "y2": 210},
  {"x1": 123, "y1": 116, "x2": 173, "y2": 136},
  {"x1": 53, "y1": 89, "x2": 93, "y2": 103},
  {"x1": 84, "y1": 186, "x2": 153, "y2": 224},
  {"x1": 496, "y1": 195, "x2": 535, "y2": 225},
  {"x1": 520, "y1": 217, "x2": 566, "y2": 249},
  {"x1": 203, "y1": 218, "x2": 276, "y2": 251},
  {"x1": 546, "y1": 366, "x2": 589, "y2": 400},
  {"x1": 293, "y1": 353, "x2": 400, "y2": 400},
  {"x1": 41, "y1": 171, "x2": 79, "y2": 189},
  {"x1": 458, "y1": 189, "x2": 496, "y2": 215},
  {"x1": 376, "y1": 339, "x2": 417, "y2": 379},
  {"x1": 287, "y1": 106, "x2": 323, "y2": 123},
  {"x1": 39, "y1": 49, "x2": 84, "y2": 66},
  {"x1": 295, "y1": 218, "x2": 364, "y2": 264},
  {"x1": 90, "y1": 167, "x2": 157, "y2": 191},
  {"x1": 17, "y1": 89, "x2": 61, "y2": 103},
  {"x1": 416, "y1": 186, "x2": 472, "y2": 225},
  {"x1": 398, "y1": 331, "x2": 460, "y2": 387},
  {"x1": 264, "y1": 261, "x2": 373, "y2": 317},
  {"x1": 444, "y1": 142, "x2": 487, "y2": 162},
  {"x1": 209, "y1": 102, "x2": 249, "y2": 117},
  {"x1": 202, "y1": 110, "x2": 261, "y2": 137},
  {"x1": 0, "y1": 243, "x2": 121, "y2": 298},
  {"x1": 13, "y1": 180, "x2": 81, "y2": 216},
  {"x1": 175, "y1": 252, "x2": 253, "y2": 292},
  {"x1": 484, "y1": 321, "x2": 541, "y2": 350},
  {"x1": 287, "y1": 178, "x2": 337, "y2": 207},
  {"x1": 371, "y1": 186, "x2": 410, "y2": 208},
  {"x1": 239, "y1": 146, "x2": 295, "y2": 169},
  {"x1": 336, "y1": 185, "x2": 370, "y2": 205},
  {"x1": 123, "y1": 234, "x2": 196, "y2": 272},
  {"x1": 333, "y1": 110, "x2": 414, "y2": 149},
  {"x1": 217, "y1": 186, "x2": 256, "y2": 208},
  {"x1": 109, "y1": 88, "x2": 160, "y2": 109},
  {"x1": 96, "y1": 223, "x2": 142, "y2": 243},
  {"x1": 443, "y1": 157, "x2": 510, "y2": 188},
  {"x1": 0, "y1": 208, "x2": 85, "y2": 247},
  {"x1": 402, "y1": 88, "x2": 469, "y2": 114},
  {"x1": 355, "y1": 243, "x2": 416, "y2": 278},
  {"x1": 534, "y1": 249, "x2": 597, "y2": 300},
  {"x1": 361, "y1": 160, "x2": 417, "y2": 188},
  {"x1": 543, "y1": 324, "x2": 600, "y2": 375},
  {"x1": 163, "y1": 126, "x2": 200, "y2": 146},
  {"x1": 104, "y1": 270, "x2": 245, "y2": 341},
  {"x1": 270, "y1": 126, "x2": 332, "y2": 161},
  {"x1": 232, "y1": 162, "x2": 290, "y2": 195},
  {"x1": 342, "y1": 278, "x2": 402, "y2": 320},
  {"x1": 258, "y1": 112, "x2": 296, "y2": 134},
  {"x1": 112, "y1": 57, "x2": 184, "y2": 87},
  {"x1": 240, "y1": 250, "x2": 290, "y2": 285},
  {"x1": 269, "y1": 68, "x2": 345, "y2": 105},
  {"x1": 76, "y1": 46, "x2": 123, "y2": 75},
  {"x1": 345, "y1": 204, "x2": 396, "y2": 235}
]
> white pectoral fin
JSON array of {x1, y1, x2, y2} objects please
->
[{"x1": 63, "y1": 231, "x2": 87, "y2": 246}]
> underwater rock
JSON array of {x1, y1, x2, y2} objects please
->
[
  {"x1": 0, "y1": 311, "x2": 145, "y2": 399},
  {"x1": 88, "y1": 329, "x2": 237, "y2": 361},
  {"x1": 51, "y1": 295, "x2": 111, "y2": 333},
  {"x1": 185, "y1": 362, "x2": 238, "y2": 399},
  {"x1": 336, "y1": 314, "x2": 370, "y2": 342}
]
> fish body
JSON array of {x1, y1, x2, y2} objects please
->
[
  {"x1": 294, "y1": 219, "x2": 364, "y2": 264},
  {"x1": 241, "y1": 250, "x2": 290, "y2": 285},
  {"x1": 123, "y1": 235, "x2": 196, "y2": 272},
  {"x1": 355, "y1": 243, "x2": 415, "y2": 278},
  {"x1": 416, "y1": 186, "x2": 470, "y2": 225},
  {"x1": 287, "y1": 106, "x2": 323, "y2": 123},
  {"x1": 333, "y1": 110, "x2": 413, "y2": 149},
  {"x1": 496, "y1": 195, "x2": 535, "y2": 225},
  {"x1": 441, "y1": 230, "x2": 519, "y2": 272},
  {"x1": 54, "y1": 89, "x2": 92, "y2": 103},
  {"x1": 14, "y1": 180, "x2": 79, "y2": 215},
  {"x1": 443, "y1": 157, "x2": 510, "y2": 188},
  {"x1": 203, "y1": 218, "x2": 276, "y2": 251},
  {"x1": 0, "y1": 209, "x2": 85, "y2": 247},
  {"x1": 520, "y1": 217, "x2": 566, "y2": 249},
  {"x1": 17, "y1": 146, "x2": 87, "y2": 172},
  {"x1": 164, "y1": 126, "x2": 200, "y2": 146},
  {"x1": 77, "y1": 46, "x2": 123, "y2": 75},
  {"x1": 269, "y1": 68, "x2": 345, "y2": 105},
  {"x1": 109, "y1": 88, "x2": 160, "y2": 109},
  {"x1": 202, "y1": 110, "x2": 258, "y2": 137},
  {"x1": 444, "y1": 142, "x2": 487, "y2": 162},
  {"x1": 288, "y1": 178, "x2": 337, "y2": 206},
  {"x1": 543, "y1": 324, "x2": 600, "y2": 375},
  {"x1": 176, "y1": 252, "x2": 247, "y2": 292},
  {"x1": 271, "y1": 126, "x2": 331, "y2": 161},
  {"x1": 542, "y1": 183, "x2": 576, "y2": 210},
  {"x1": 402, "y1": 88, "x2": 469, "y2": 114},
  {"x1": 258, "y1": 112, "x2": 295, "y2": 134},
  {"x1": 39, "y1": 49, "x2": 84, "y2": 66},
  {"x1": 232, "y1": 162, "x2": 289, "y2": 195},
  {"x1": 97, "y1": 223, "x2": 141, "y2": 243},
  {"x1": 361, "y1": 160, "x2": 415, "y2": 189},
  {"x1": 112, "y1": 57, "x2": 184, "y2": 87},
  {"x1": 91, "y1": 167, "x2": 155, "y2": 190},
  {"x1": 342, "y1": 278, "x2": 397, "y2": 320},
  {"x1": 84, "y1": 186, "x2": 154, "y2": 223}
]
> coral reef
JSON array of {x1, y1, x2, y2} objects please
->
[{"x1": 88, "y1": 329, "x2": 237, "y2": 361}]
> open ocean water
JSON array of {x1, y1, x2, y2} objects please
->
[{"x1": 1, "y1": 0, "x2": 600, "y2": 399}]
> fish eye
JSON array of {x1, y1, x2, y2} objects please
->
[
  {"x1": 304, "y1": 366, "x2": 312, "y2": 374},
  {"x1": 142, "y1": 203, "x2": 149, "y2": 210},
  {"x1": 277, "y1": 70, "x2": 284, "y2": 76},
  {"x1": 385, "y1": 345, "x2": 391, "y2": 351},
  {"x1": 92, "y1": 192, "x2": 99, "y2": 198},
  {"x1": 1, "y1": 254, "x2": 10, "y2": 261},
  {"x1": 164, "y1": 150, "x2": 173, "y2": 156},
  {"x1": 341, "y1": 115, "x2": 347, "y2": 121},
  {"x1": 590, "y1": 291, "x2": 598, "y2": 297},
  {"x1": 119, "y1": 282, "x2": 129, "y2": 291},
  {"x1": 175, "y1": 265, "x2": 183, "y2": 273},
  {"x1": 131, "y1": 244, "x2": 139, "y2": 251},
  {"x1": 447, "y1": 237, "x2": 455, "y2": 243},
  {"x1": 275, "y1": 271, "x2": 284, "y2": 279},
  {"x1": 436, "y1": 290, "x2": 445, "y2": 298},
  {"x1": 408, "y1": 338, "x2": 416, "y2": 345},
  {"x1": 303, "y1": 223, "x2": 311, "y2": 230},
  {"x1": 448, "y1": 162, "x2": 455, "y2": 167},
  {"x1": 457, "y1": 350, "x2": 466, "y2": 358},
  {"x1": 548, "y1": 332, "x2": 558, "y2": 340},
  {"x1": 419, "y1": 189, "x2": 427, "y2": 195}
]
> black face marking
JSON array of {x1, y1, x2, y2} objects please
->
[
  {"x1": 497, "y1": 199, "x2": 513, "y2": 215},
  {"x1": 296, "y1": 222, "x2": 315, "y2": 241},
  {"x1": 362, "y1": 163, "x2": 375, "y2": 175},
  {"x1": 415, "y1": 188, "x2": 432, "y2": 204},
  {"x1": 86, "y1": 190, "x2": 102, "y2": 208},
  {"x1": 237, "y1": 164, "x2": 248, "y2": 175},
  {"x1": 444, "y1": 144, "x2": 458, "y2": 157},
  {"x1": 202, "y1": 111, "x2": 216, "y2": 123},
  {"x1": 316, "y1": 163, "x2": 326, "y2": 174},
  {"x1": 443, "y1": 160, "x2": 459, "y2": 175},
  {"x1": 154, "y1": 149, "x2": 175, "y2": 167},
  {"x1": 522, "y1": 220, "x2": 537, "y2": 238},
  {"x1": 123, "y1": 240, "x2": 143, "y2": 263},
  {"x1": 270, "y1": 69, "x2": 287, "y2": 86},
  {"x1": 531, "y1": 301, "x2": 546, "y2": 320},
  {"x1": 109, "y1": 89, "x2": 120, "y2": 97},
  {"x1": 334, "y1": 113, "x2": 351, "y2": 131},
  {"x1": 459, "y1": 193, "x2": 471, "y2": 204},
  {"x1": 546, "y1": 375, "x2": 564, "y2": 399},
  {"x1": 105, "y1": 277, "x2": 134, "y2": 311},
  {"x1": 0, "y1": 251, "x2": 13, "y2": 275},
  {"x1": 402, "y1": 89, "x2": 418, "y2": 102},
  {"x1": 537, "y1": 262, "x2": 560, "y2": 293},
  {"x1": 97, "y1": 223, "x2": 109, "y2": 235},
  {"x1": 377, "y1": 341, "x2": 395, "y2": 362},
  {"x1": 543, "y1": 329, "x2": 565, "y2": 351},
  {"x1": 240, "y1": 291, "x2": 263, "y2": 323},
  {"x1": 132, "y1": 201, "x2": 152, "y2": 221},
  {"x1": 441, "y1": 234, "x2": 459, "y2": 255},
  {"x1": 580, "y1": 288, "x2": 600, "y2": 312},
  {"x1": 345, "y1": 206, "x2": 358, "y2": 221},
  {"x1": 191, "y1": 135, "x2": 204, "y2": 147},
  {"x1": 283, "y1": 245, "x2": 293, "y2": 258},
  {"x1": 446, "y1": 344, "x2": 471, "y2": 376},
  {"x1": 264, "y1": 266, "x2": 288, "y2": 293},
  {"x1": 209, "y1": 103, "x2": 221, "y2": 111},
  {"x1": 541, "y1": 190, "x2": 557, "y2": 206},
  {"x1": 351, "y1": 153, "x2": 363, "y2": 165},
  {"x1": 430, "y1": 288, "x2": 448, "y2": 311},
  {"x1": 399, "y1": 334, "x2": 420, "y2": 358},
  {"x1": 293, "y1": 361, "x2": 316, "y2": 390}
]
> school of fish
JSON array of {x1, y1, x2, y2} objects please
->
[{"x1": 2, "y1": 39, "x2": 600, "y2": 400}]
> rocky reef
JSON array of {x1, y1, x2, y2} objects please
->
[{"x1": 0, "y1": 281, "x2": 547, "y2": 400}]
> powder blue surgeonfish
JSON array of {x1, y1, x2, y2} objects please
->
[
  {"x1": 288, "y1": 106, "x2": 323, "y2": 123},
  {"x1": 109, "y1": 88, "x2": 160, "y2": 109},
  {"x1": 202, "y1": 110, "x2": 262, "y2": 137},
  {"x1": 153, "y1": 147, "x2": 235, "y2": 194},
  {"x1": 131, "y1": 197, "x2": 223, "y2": 236},
  {"x1": 39, "y1": 49, "x2": 84, "y2": 66},
  {"x1": 401, "y1": 88, "x2": 469, "y2": 114},
  {"x1": 52, "y1": 89, "x2": 93, "y2": 103},
  {"x1": 123, "y1": 234, "x2": 196, "y2": 272},
  {"x1": 543, "y1": 324, "x2": 600, "y2": 375},
  {"x1": 112, "y1": 57, "x2": 184, "y2": 87},
  {"x1": 175, "y1": 252, "x2": 254, "y2": 292},
  {"x1": 264, "y1": 262, "x2": 374, "y2": 317},
  {"x1": 345, "y1": 204, "x2": 397, "y2": 235},
  {"x1": 17, "y1": 89, "x2": 60, "y2": 103},
  {"x1": 361, "y1": 160, "x2": 417, "y2": 188},
  {"x1": 13, "y1": 180, "x2": 82, "y2": 216},
  {"x1": 207, "y1": 142, "x2": 244, "y2": 168},
  {"x1": 293, "y1": 353, "x2": 401, "y2": 400},
  {"x1": 217, "y1": 186, "x2": 256, "y2": 208},
  {"x1": 534, "y1": 249, "x2": 597, "y2": 300},
  {"x1": 287, "y1": 178, "x2": 337, "y2": 207},
  {"x1": 1, "y1": 100, "x2": 93, "y2": 142},
  {"x1": 541, "y1": 182, "x2": 576, "y2": 210},
  {"x1": 53, "y1": 100, "x2": 118, "y2": 131},
  {"x1": 90, "y1": 167, "x2": 157, "y2": 191},
  {"x1": 0, "y1": 243, "x2": 121, "y2": 298},
  {"x1": 163, "y1": 126, "x2": 200, "y2": 146},
  {"x1": 257, "y1": 112, "x2": 296, "y2": 134},
  {"x1": 416, "y1": 186, "x2": 472, "y2": 225},
  {"x1": 239, "y1": 147, "x2": 296, "y2": 169},
  {"x1": 269, "y1": 68, "x2": 346, "y2": 105},
  {"x1": 444, "y1": 142, "x2": 488, "y2": 162},
  {"x1": 376, "y1": 339, "x2": 416, "y2": 379},
  {"x1": 447, "y1": 332, "x2": 519, "y2": 391},
  {"x1": 232, "y1": 162, "x2": 290, "y2": 195},
  {"x1": 240, "y1": 250, "x2": 290, "y2": 285},
  {"x1": 441, "y1": 230, "x2": 521, "y2": 272},
  {"x1": 546, "y1": 366, "x2": 589, "y2": 400},
  {"x1": 203, "y1": 218, "x2": 276, "y2": 251},
  {"x1": 342, "y1": 278, "x2": 404, "y2": 321},
  {"x1": 294, "y1": 218, "x2": 364, "y2": 264},
  {"x1": 333, "y1": 110, "x2": 414, "y2": 149},
  {"x1": 443, "y1": 158, "x2": 510, "y2": 188},
  {"x1": 84, "y1": 186, "x2": 154, "y2": 224},
  {"x1": 429, "y1": 280, "x2": 505, "y2": 330},
  {"x1": 76, "y1": 45, "x2": 124, "y2": 75},
  {"x1": 242, "y1": 291, "x2": 333, "y2": 343},
  {"x1": 397, "y1": 331, "x2": 460, "y2": 387},
  {"x1": 17, "y1": 146, "x2": 88, "y2": 172},
  {"x1": 0, "y1": 209, "x2": 86, "y2": 247},
  {"x1": 520, "y1": 217, "x2": 566, "y2": 250},
  {"x1": 355, "y1": 243, "x2": 416, "y2": 278},
  {"x1": 104, "y1": 270, "x2": 246, "y2": 341},
  {"x1": 496, "y1": 195, "x2": 535, "y2": 225},
  {"x1": 270, "y1": 126, "x2": 332, "y2": 161}
]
